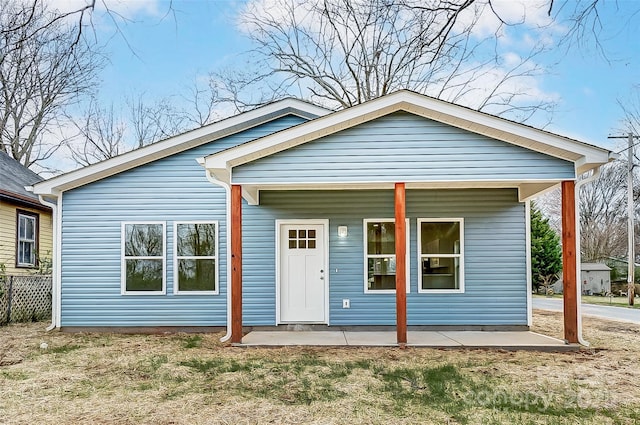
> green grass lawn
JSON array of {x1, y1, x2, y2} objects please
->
[
  {"x1": 582, "y1": 294, "x2": 640, "y2": 309},
  {"x1": 536, "y1": 293, "x2": 640, "y2": 309}
]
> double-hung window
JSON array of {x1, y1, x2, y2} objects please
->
[
  {"x1": 121, "y1": 222, "x2": 165, "y2": 294},
  {"x1": 418, "y1": 218, "x2": 464, "y2": 293},
  {"x1": 17, "y1": 211, "x2": 37, "y2": 267},
  {"x1": 364, "y1": 219, "x2": 410, "y2": 293},
  {"x1": 174, "y1": 222, "x2": 218, "y2": 294}
]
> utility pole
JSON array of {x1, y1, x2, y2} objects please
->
[
  {"x1": 609, "y1": 133, "x2": 640, "y2": 305},
  {"x1": 627, "y1": 133, "x2": 635, "y2": 306}
]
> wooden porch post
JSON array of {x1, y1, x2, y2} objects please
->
[
  {"x1": 395, "y1": 183, "x2": 407, "y2": 346},
  {"x1": 561, "y1": 180, "x2": 578, "y2": 343},
  {"x1": 231, "y1": 184, "x2": 243, "y2": 344}
]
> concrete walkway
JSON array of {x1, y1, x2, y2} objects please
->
[{"x1": 240, "y1": 330, "x2": 572, "y2": 350}]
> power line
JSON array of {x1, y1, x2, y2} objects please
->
[{"x1": 610, "y1": 134, "x2": 640, "y2": 154}]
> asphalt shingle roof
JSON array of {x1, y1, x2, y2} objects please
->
[
  {"x1": 581, "y1": 263, "x2": 612, "y2": 271},
  {"x1": 0, "y1": 150, "x2": 43, "y2": 202}
]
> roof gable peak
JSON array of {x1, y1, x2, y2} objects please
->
[{"x1": 204, "y1": 90, "x2": 614, "y2": 175}]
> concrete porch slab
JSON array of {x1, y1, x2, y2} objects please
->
[
  {"x1": 440, "y1": 331, "x2": 566, "y2": 347},
  {"x1": 407, "y1": 331, "x2": 462, "y2": 346},
  {"x1": 343, "y1": 331, "x2": 397, "y2": 346},
  {"x1": 241, "y1": 331, "x2": 347, "y2": 346},
  {"x1": 239, "y1": 330, "x2": 570, "y2": 350}
]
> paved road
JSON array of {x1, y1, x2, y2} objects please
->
[{"x1": 533, "y1": 297, "x2": 640, "y2": 324}]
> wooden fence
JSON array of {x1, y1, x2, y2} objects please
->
[{"x1": 0, "y1": 275, "x2": 52, "y2": 325}]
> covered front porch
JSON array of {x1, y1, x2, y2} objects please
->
[
  {"x1": 198, "y1": 91, "x2": 615, "y2": 347},
  {"x1": 223, "y1": 182, "x2": 582, "y2": 346}
]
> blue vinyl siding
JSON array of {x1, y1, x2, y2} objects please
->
[
  {"x1": 233, "y1": 112, "x2": 575, "y2": 183},
  {"x1": 60, "y1": 111, "x2": 536, "y2": 328},
  {"x1": 242, "y1": 189, "x2": 527, "y2": 326},
  {"x1": 60, "y1": 115, "x2": 306, "y2": 327}
]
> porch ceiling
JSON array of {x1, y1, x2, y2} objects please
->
[{"x1": 237, "y1": 180, "x2": 559, "y2": 205}]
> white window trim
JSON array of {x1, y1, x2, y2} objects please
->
[
  {"x1": 417, "y1": 218, "x2": 465, "y2": 294},
  {"x1": 173, "y1": 221, "x2": 219, "y2": 295},
  {"x1": 363, "y1": 218, "x2": 410, "y2": 294},
  {"x1": 121, "y1": 221, "x2": 166, "y2": 295},
  {"x1": 17, "y1": 213, "x2": 37, "y2": 267}
]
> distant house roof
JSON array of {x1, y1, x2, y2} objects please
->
[
  {"x1": 581, "y1": 263, "x2": 612, "y2": 271},
  {"x1": 0, "y1": 150, "x2": 47, "y2": 209}
]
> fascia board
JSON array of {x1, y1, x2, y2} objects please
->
[
  {"x1": 576, "y1": 152, "x2": 619, "y2": 174},
  {"x1": 0, "y1": 189, "x2": 51, "y2": 210},
  {"x1": 397, "y1": 96, "x2": 612, "y2": 165},
  {"x1": 32, "y1": 99, "x2": 331, "y2": 195},
  {"x1": 206, "y1": 94, "x2": 406, "y2": 169}
]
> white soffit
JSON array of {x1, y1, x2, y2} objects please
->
[
  {"x1": 243, "y1": 180, "x2": 557, "y2": 191},
  {"x1": 237, "y1": 180, "x2": 560, "y2": 205},
  {"x1": 204, "y1": 90, "x2": 614, "y2": 173},
  {"x1": 31, "y1": 99, "x2": 331, "y2": 195}
]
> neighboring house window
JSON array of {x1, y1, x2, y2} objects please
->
[
  {"x1": 16, "y1": 211, "x2": 38, "y2": 267},
  {"x1": 174, "y1": 222, "x2": 218, "y2": 294},
  {"x1": 418, "y1": 218, "x2": 464, "y2": 293},
  {"x1": 121, "y1": 222, "x2": 165, "y2": 294},
  {"x1": 363, "y1": 219, "x2": 410, "y2": 293}
]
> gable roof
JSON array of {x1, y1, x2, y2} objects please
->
[
  {"x1": 204, "y1": 90, "x2": 616, "y2": 178},
  {"x1": 201, "y1": 90, "x2": 617, "y2": 204},
  {"x1": 0, "y1": 150, "x2": 47, "y2": 208},
  {"x1": 31, "y1": 98, "x2": 331, "y2": 196}
]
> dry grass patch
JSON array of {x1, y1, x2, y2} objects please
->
[{"x1": 1, "y1": 312, "x2": 639, "y2": 424}]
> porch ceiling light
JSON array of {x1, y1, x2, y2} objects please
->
[{"x1": 338, "y1": 226, "x2": 348, "y2": 238}]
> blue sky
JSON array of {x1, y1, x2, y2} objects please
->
[
  {"x1": 96, "y1": 2, "x2": 249, "y2": 98},
  {"x1": 68, "y1": 0, "x2": 639, "y2": 152}
]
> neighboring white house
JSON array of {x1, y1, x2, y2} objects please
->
[{"x1": 553, "y1": 263, "x2": 611, "y2": 295}]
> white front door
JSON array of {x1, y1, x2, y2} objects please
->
[{"x1": 279, "y1": 222, "x2": 327, "y2": 323}]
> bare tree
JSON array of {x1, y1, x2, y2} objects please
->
[
  {"x1": 69, "y1": 98, "x2": 127, "y2": 167},
  {"x1": 0, "y1": 0, "x2": 95, "y2": 50},
  {"x1": 225, "y1": 0, "x2": 556, "y2": 121},
  {"x1": 127, "y1": 94, "x2": 186, "y2": 149},
  {"x1": 219, "y1": 0, "x2": 640, "y2": 115},
  {"x1": 68, "y1": 92, "x2": 191, "y2": 166},
  {"x1": 539, "y1": 161, "x2": 635, "y2": 263},
  {"x1": 549, "y1": 0, "x2": 639, "y2": 54},
  {"x1": 207, "y1": 63, "x2": 311, "y2": 113},
  {"x1": 579, "y1": 163, "x2": 630, "y2": 262},
  {"x1": 616, "y1": 85, "x2": 640, "y2": 297},
  {"x1": 618, "y1": 85, "x2": 640, "y2": 139},
  {"x1": 179, "y1": 79, "x2": 224, "y2": 127},
  {"x1": 0, "y1": 0, "x2": 101, "y2": 168}
]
